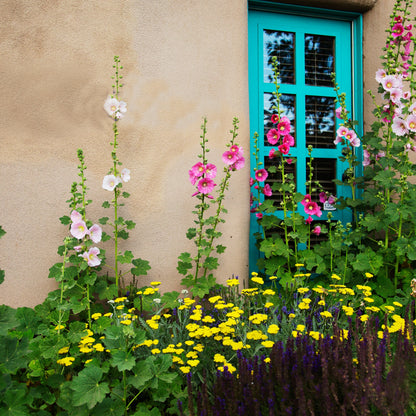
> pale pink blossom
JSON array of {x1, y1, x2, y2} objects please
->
[
  {"x1": 89, "y1": 224, "x2": 102, "y2": 244},
  {"x1": 334, "y1": 136, "x2": 343, "y2": 145},
  {"x1": 350, "y1": 136, "x2": 361, "y2": 147},
  {"x1": 71, "y1": 221, "x2": 89, "y2": 240},
  {"x1": 406, "y1": 114, "x2": 416, "y2": 132},
  {"x1": 120, "y1": 168, "x2": 131, "y2": 182},
  {"x1": 375, "y1": 69, "x2": 387, "y2": 83},
  {"x1": 376, "y1": 151, "x2": 386, "y2": 160},
  {"x1": 255, "y1": 169, "x2": 268, "y2": 182},
  {"x1": 392, "y1": 117, "x2": 408, "y2": 136},
  {"x1": 382, "y1": 75, "x2": 400, "y2": 91},
  {"x1": 81, "y1": 247, "x2": 101, "y2": 267},
  {"x1": 389, "y1": 88, "x2": 403, "y2": 105},
  {"x1": 363, "y1": 149, "x2": 370, "y2": 167},
  {"x1": 74, "y1": 245, "x2": 83, "y2": 253},
  {"x1": 70, "y1": 210, "x2": 83, "y2": 223},
  {"x1": 344, "y1": 129, "x2": 357, "y2": 143},
  {"x1": 327, "y1": 195, "x2": 336, "y2": 205},
  {"x1": 409, "y1": 103, "x2": 416, "y2": 115},
  {"x1": 335, "y1": 107, "x2": 342, "y2": 119},
  {"x1": 197, "y1": 177, "x2": 216, "y2": 194},
  {"x1": 336, "y1": 126, "x2": 348, "y2": 137},
  {"x1": 230, "y1": 156, "x2": 245, "y2": 171},
  {"x1": 102, "y1": 174, "x2": 121, "y2": 191},
  {"x1": 104, "y1": 96, "x2": 127, "y2": 120}
]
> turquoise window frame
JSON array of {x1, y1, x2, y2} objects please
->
[{"x1": 248, "y1": 1, "x2": 363, "y2": 272}]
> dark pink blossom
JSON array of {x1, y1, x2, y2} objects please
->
[
  {"x1": 282, "y1": 134, "x2": 294, "y2": 147},
  {"x1": 312, "y1": 226, "x2": 321, "y2": 236},
  {"x1": 271, "y1": 114, "x2": 279, "y2": 124},
  {"x1": 301, "y1": 194, "x2": 312, "y2": 207},
  {"x1": 222, "y1": 150, "x2": 238, "y2": 165},
  {"x1": 278, "y1": 143, "x2": 290, "y2": 155},
  {"x1": 319, "y1": 192, "x2": 327, "y2": 204},
  {"x1": 263, "y1": 184, "x2": 272, "y2": 197},
  {"x1": 267, "y1": 129, "x2": 280, "y2": 145},
  {"x1": 255, "y1": 169, "x2": 268, "y2": 182},
  {"x1": 205, "y1": 163, "x2": 217, "y2": 179},
  {"x1": 305, "y1": 215, "x2": 313, "y2": 224},
  {"x1": 304, "y1": 201, "x2": 322, "y2": 217},
  {"x1": 269, "y1": 148, "x2": 277, "y2": 159},
  {"x1": 392, "y1": 23, "x2": 404, "y2": 38},
  {"x1": 197, "y1": 177, "x2": 216, "y2": 194}
]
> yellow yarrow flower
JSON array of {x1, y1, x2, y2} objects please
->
[
  {"x1": 342, "y1": 305, "x2": 354, "y2": 316},
  {"x1": 91, "y1": 313, "x2": 102, "y2": 320},
  {"x1": 261, "y1": 340, "x2": 274, "y2": 348},
  {"x1": 331, "y1": 274, "x2": 341, "y2": 281},
  {"x1": 120, "y1": 319, "x2": 132, "y2": 325},
  {"x1": 269, "y1": 276, "x2": 278, "y2": 280},
  {"x1": 264, "y1": 302, "x2": 274, "y2": 308},
  {"x1": 208, "y1": 295, "x2": 222, "y2": 304},
  {"x1": 114, "y1": 297, "x2": 127, "y2": 303},
  {"x1": 226, "y1": 278, "x2": 240, "y2": 287},
  {"x1": 251, "y1": 276, "x2": 264, "y2": 285},
  {"x1": 187, "y1": 359, "x2": 200, "y2": 367},
  {"x1": 54, "y1": 325, "x2": 65, "y2": 331},
  {"x1": 360, "y1": 314, "x2": 369, "y2": 322},
  {"x1": 179, "y1": 366, "x2": 191, "y2": 374},
  {"x1": 267, "y1": 324, "x2": 280, "y2": 334},
  {"x1": 393, "y1": 301, "x2": 403, "y2": 307},
  {"x1": 93, "y1": 343, "x2": 105, "y2": 352},
  {"x1": 150, "y1": 281, "x2": 161, "y2": 286},
  {"x1": 320, "y1": 311, "x2": 332, "y2": 318},
  {"x1": 57, "y1": 357, "x2": 75, "y2": 366},
  {"x1": 214, "y1": 354, "x2": 226, "y2": 363},
  {"x1": 298, "y1": 302, "x2": 309, "y2": 310},
  {"x1": 296, "y1": 324, "x2": 306, "y2": 332},
  {"x1": 58, "y1": 346, "x2": 69, "y2": 354},
  {"x1": 262, "y1": 289, "x2": 275, "y2": 296},
  {"x1": 365, "y1": 272, "x2": 373, "y2": 278},
  {"x1": 297, "y1": 287, "x2": 310, "y2": 294}
]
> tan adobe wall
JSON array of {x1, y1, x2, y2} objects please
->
[{"x1": 0, "y1": 0, "x2": 412, "y2": 307}]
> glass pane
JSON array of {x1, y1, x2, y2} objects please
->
[
  {"x1": 305, "y1": 96, "x2": 335, "y2": 148},
  {"x1": 263, "y1": 30, "x2": 295, "y2": 84},
  {"x1": 304, "y1": 34, "x2": 334, "y2": 86},
  {"x1": 264, "y1": 158, "x2": 296, "y2": 208},
  {"x1": 264, "y1": 93, "x2": 296, "y2": 146},
  {"x1": 306, "y1": 158, "x2": 337, "y2": 199}
]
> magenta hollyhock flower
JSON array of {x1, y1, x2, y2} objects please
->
[
  {"x1": 406, "y1": 114, "x2": 416, "y2": 132},
  {"x1": 102, "y1": 175, "x2": 121, "y2": 191},
  {"x1": 327, "y1": 195, "x2": 336, "y2": 205},
  {"x1": 263, "y1": 184, "x2": 272, "y2": 197},
  {"x1": 70, "y1": 210, "x2": 83, "y2": 223},
  {"x1": 189, "y1": 170, "x2": 198, "y2": 185},
  {"x1": 191, "y1": 162, "x2": 206, "y2": 177},
  {"x1": 301, "y1": 194, "x2": 312, "y2": 207},
  {"x1": 230, "y1": 156, "x2": 245, "y2": 171},
  {"x1": 121, "y1": 168, "x2": 131, "y2": 182},
  {"x1": 319, "y1": 192, "x2": 327, "y2": 204},
  {"x1": 197, "y1": 177, "x2": 216, "y2": 194},
  {"x1": 256, "y1": 212, "x2": 263, "y2": 219},
  {"x1": 71, "y1": 221, "x2": 89, "y2": 240},
  {"x1": 282, "y1": 134, "x2": 294, "y2": 147},
  {"x1": 250, "y1": 177, "x2": 255, "y2": 186},
  {"x1": 255, "y1": 169, "x2": 268, "y2": 182},
  {"x1": 278, "y1": 143, "x2": 290, "y2": 155},
  {"x1": 335, "y1": 107, "x2": 342, "y2": 119},
  {"x1": 305, "y1": 215, "x2": 313, "y2": 224},
  {"x1": 267, "y1": 129, "x2": 280, "y2": 145},
  {"x1": 205, "y1": 163, "x2": 217, "y2": 179},
  {"x1": 286, "y1": 158, "x2": 293, "y2": 164},
  {"x1": 81, "y1": 247, "x2": 101, "y2": 267},
  {"x1": 392, "y1": 22, "x2": 404, "y2": 38},
  {"x1": 312, "y1": 226, "x2": 321, "y2": 236},
  {"x1": 269, "y1": 148, "x2": 277, "y2": 159},
  {"x1": 392, "y1": 117, "x2": 408, "y2": 136},
  {"x1": 89, "y1": 224, "x2": 102, "y2": 244},
  {"x1": 222, "y1": 150, "x2": 238, "y2": 165},
  {"x1": 277, "y1": 116, "x2": 291, "y2": 135},
  {"x1": 304, "y1": 201, "x2": 322, "y2": 217},
  {"x1": 230, "y1": 145, "x2": 243, "y2": 157},
  {"x1": 271, "y1": 114, "x2": 279, "y2": 124}
]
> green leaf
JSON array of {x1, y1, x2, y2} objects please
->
[
  {"x1": 102, "y1": 232, "x2": 111, "y2": 242},
  {"x1": 0, "y1": 337, "x2": 30, "y2": 374},
  {"x1": 91, "y1": 397, "x2": 125, "y2": 416},
  {"x1": 102, "y1": 201, "x2": 111, "y2": 208},
  {"x1": 99, "y1": 217, "x2": 109, "y2": 225},
  {"x1": 160, "y1": 291, "x2": 180, "y2": 309},
  {"x1": 131, "y1": 258, "x2": 151, "y2": 276},
  {"x1": 216, "y1": 244, "x2": 226, "y2": 254},
  {"x1": 128, "y1": 358, "x2": 153, "y2": 389},
  {"x1": 351, "y1": 249, "x2": 384, "y2": 275},
  {"x1": 122, "y1": 191, "x2": 130, "y2": 198},
  {"x1": 118, "y1": 230, "x2": 129, "y2": 240},
  {"x1": 0, "y1": 305, "x2": 19, "y2": 335},
  {"x1": 59, "y1": 215, "x2": 71, "y2": 225},
  {"x1": 1, "y1": 386, "x2": 30, "y2": 416},
  {"x1": 110, "y1": 350, "x2": 136, "y2": 371},
  {"x1": 0, "y1": 270, "x2": 4, "y2": 285},
  {"x1": 118, "y1": 250, "x2": 134, "y2": 264},
  {"x1": 0, "y1": 225, "x2": 6, "y2": 238},
  {"x1": 186, "y1": 228, "x2": 197, "y2": 240},
  {"x1": 202, "y1": 256, "x2": 219, "y2": 270},
  {"x1": 125, "y1": 220, "x2": 136, "y2": 229},
  {"x1": 71, "y1": 366, "x2": 109, "y2": 409}
]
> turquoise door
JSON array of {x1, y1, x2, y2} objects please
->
[{"x1": 248, "y1": 5, "x2": 363, "y2": 271}]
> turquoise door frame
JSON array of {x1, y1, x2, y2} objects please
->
[{"x1": 248, "y1": 2, "x2": 363, "y2": 272}]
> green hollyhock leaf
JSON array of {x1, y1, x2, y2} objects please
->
[
  {"x1": 160, "y1": 291, "x2": 180, "y2": 309},
  {"x1": 110, "y1": 350, "x2": 136, "y2": 371},
  {"x1": 125, "y1": 220, "x2": 136, "y2": 229},
  {"x1": 132, "y1": 404, "x2": 162, "y2": 416},
  {"x1": 0, "y1": 337, "x2": 30, "y2": 374},
  {"x1": 186, "y1": 228, "x2": 197, "y2": 240},
  {"x1": 128, "y1": 358, "x2": 153, "y2": 389},
  {"x1": 71, "y1": 366, "x2": 109, "y2": 409},
  {"x1": 122, "y1": 191, "x2": 130, "y2": 198},
  {"x1": 0, "y1": 225, "x2": 6, "y2": 238},
  {"x1": 59, "y1": 215, "x2": 71, "y2": 225},
  {"x1": 102, "y1": 201, "x2": 111, "y2": 208},
  {"x1": 1, "y1": 386, "x2": 30, "y2": 416},
  {"x1": 216, "y1": 244, "x2": 226, "y2": 254},
  {"x1": 351, "y1": 249, "x2": 383, "y2": 274},
  {"x1": 118, "y1": 230, "x2": 129, "y2": 240},
  {"x1": 118, "y1": 250, "x2": 134, "y2": 264},
  {"x1": 131, "y1": 258, "x2": 151, "y2": 276},
  {"x1": 0, "y1": 305, "x2": 19, "y2": 335},
  {"x1": 203, "y1": 256, "x2": 218, "y2": 270},
  {"x1": 0, "y1": 270, "x2": 4, "y2": 285},
  {"x1": 91, "y1": 397, "x2": 125, "y2": 416},
  {"x1": 101, "y1": 231, "x2": 111, "y2": 242},
  {"x1": 99, "y1": 217, "x2": 109, "y2": 225},
  {"x1": 103, "y1": 326, "x2": 125, "y2": 350}
]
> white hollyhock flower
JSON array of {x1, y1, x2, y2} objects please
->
[
  {"x1": 104, "y1": 96, "x2": 127, "y2": 120},
  {"x1": 102, "y1": 174, "x2": 121, "y2": 191},
  {"x1": 121, "y1": 168, "x2": 131, "y2": 182}
]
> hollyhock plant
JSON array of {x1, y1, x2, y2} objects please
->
[
  {"x1": 102, "y1": 174, "x2": 121, "y2": 191},
  {"x1": 80, "y1": 247, "x2": 101, "y2": 267},
  {"x1": 120, "y1": 168, "x2": 131, "y2": 182}
]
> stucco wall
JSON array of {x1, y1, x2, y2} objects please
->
[{"x1": 0, "y1": 0, "x2": 411, "y2": 307}]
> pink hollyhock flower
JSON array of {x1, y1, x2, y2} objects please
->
[
  {"x1": 336, "y1": 126, "x2": 348, "y2": 137},
  {"x1": 405, "y1": 24, "x2": 412, "y2": 30},
  {"x1": 120, "y1": 168, "x2": 131, "y2": 182},
  {"x1": 256, "y1": 212, "x2": 263, "y2": 219},
  {"x1": 230, "y1": 145, "x2": 243, "y2": 156},
  {"x1": 269, "y1": 148, "x2": 278, "y2": 159},
  {"x1": 255, "y1": 169, "x2": 268, "y2": 182},
  {"x1": 74, "y1": 245, "x2": 83, "y2": 253},
  {"x1": 222, "y1": 150, "x2": 238, "y2": 165},
  {"x1": 376, "y1": 150, "x2": 386, "y2": 161},
  {"x1": 389, "y1": 88, "x2": 403, "y2": 105},
  {"x1": 70, "y1": 210, "x2": 83, "y2": 223},
  {"x1": 271, "y1": 114, "x2": 279, "y2": 124},
  {"x1": 406, "y1": 114, "x2": 416, "y2": 132},
  {"x1": 71, "y1": 221, "x2": 89, "y2": 240},
  {"x1": 89, "y1": 224, "x2": 102, "y2": 244},
  {"x1": 334, "y1": 135, "x2": 343, "y2": 145},
  {"x1": 104, "y1": 96, "x2": 127, "y2": 120},
  {"x1": 81, "y1": 247, "x2": 101, "y2": 267},
  {"x1": 375, "y1": 69, "x2": 387, "y2": 83},
  {"x1": 335, "y1": 107, "x2": 342, "y2": 119},
  {"x1": 250, "y1": 177, "x2": 255, "y2": 186},
  {"x1": 363, "y1": 149, "x2": 370, "y2": 167},
  {"x1": 392, "y1": 22, "x2": 404, "y2": 38},
  {"x1": 278, "y1": 143, "x2": 290, "y2": 155},
  {"x1": 382, "y1": 75, "x2": 401, "y2": 91},
  {"x1": 327, "y1": 195, "x2": 336, "y2": 205},
  {"x1": 305, "y1": 215, "x2": 313, "y2": 224},
  {"x1": 312, "y1": 226, "x2": 321, "y2": 236},
  {"x1": 102, "y1": 175, "x2": 121, "y2": 191},
  {"x1": 277, "y1": 117, "x2": 291, "y2": 135},
  {"x1": 392, "y1": 117, "x2": 408, "y2": 136},
  {"x1": 319, "y1": 192, "x2": 327, "y2": 204},
  {"x1": 191, "y1": 162, "x2": 206, "y2": 178},
  {"x1": 304, "y1": 201, "x2": 322, "y2": 217},
  {"x1": 344, "y1": 129, "x2": 357, "y2": 143},
  {"x1": 205, "y1": 163, "x2": 217, "y2": 179},
  {"x1": 282, "y1": 134, "x2": 294, "y2": 147},
  {"x1": 301, "y1": 194, "x2": 312, "y2": 207},
  {"x1": 230, "y1": 156, "x2": 245, "y2": 171},
  {"x1": 409, "y1": 103, "x2": 416, "y2": 115},
  {"x1": 286, "y1": 158, "x2": 293, "y2": 164},
  {"x1": 189, "y1": 170, "x2": 198, "y2": 185},
  {"x1": 350, "y1": 136, "x2": 361, "y2": 147},
  {"x1": 267, "y1": 129, "x2": 280, "y2": 145},
  {"x1": 263, "y1": 184, "x2": 272, "y2": 197},
  {"x1": 197, "y1": 177, "x2": 216, "y2": 194}
]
